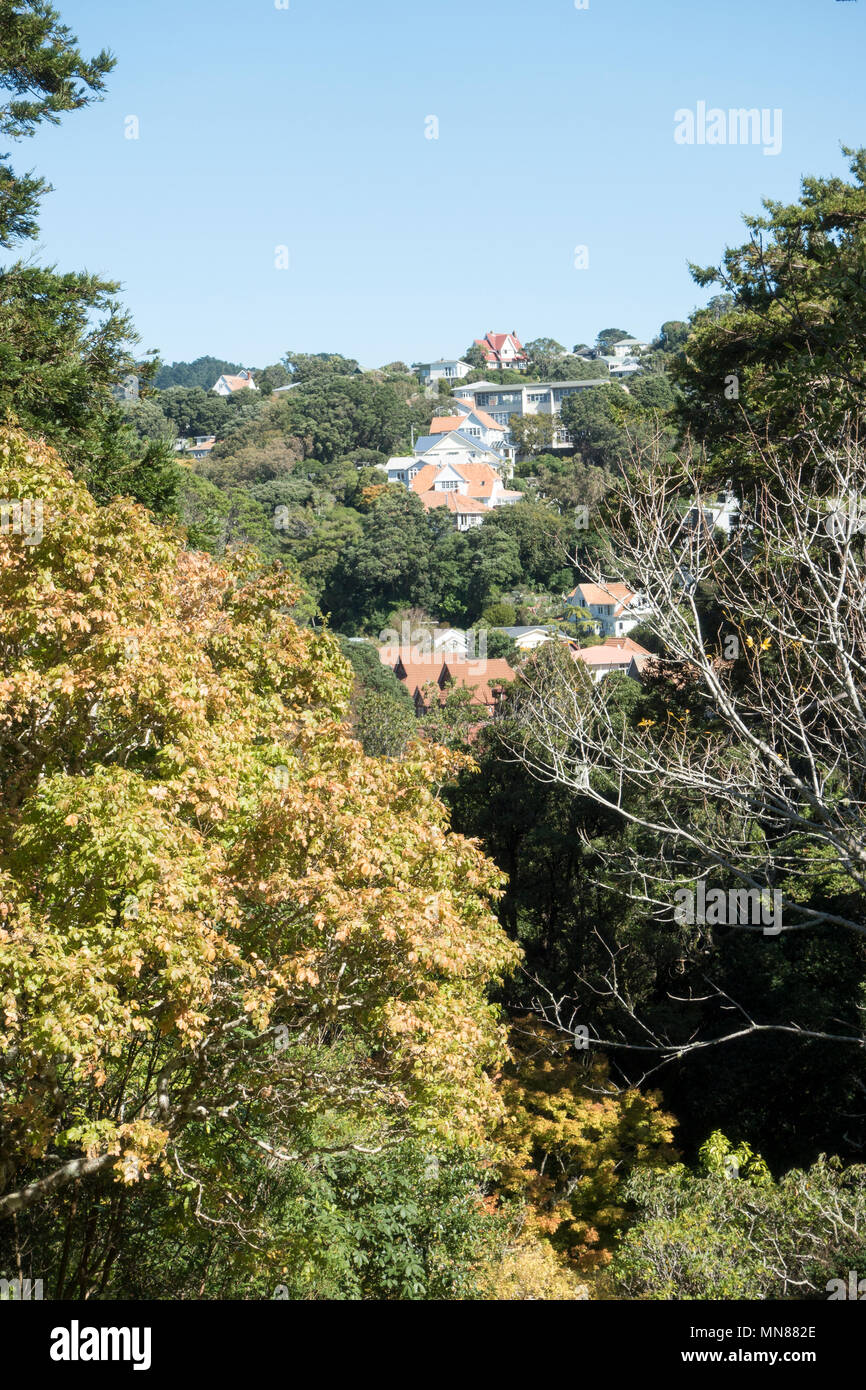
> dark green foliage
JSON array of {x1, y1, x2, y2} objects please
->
[
  {"x1": 674, "y1": 147, "x2": 866, "y2": 487},
  {"x1": 154, "y1": 356, "x2": 243, "y2": 390}
]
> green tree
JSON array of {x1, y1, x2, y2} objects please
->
[
  {"x1": 0, "y1": 0, "x2": 113, "y2": 246},
  {"x1": 0, "y1": 2, "x2": 178, "y2": 512},
  {"x1": 154, "y1": 356, "x2": 243, "y2": 391},
  {"x1": 463, "y1": 343, "x2": 488, "y2": 370},
  {"x1": 611, "y1": 1145, "x2": 866, "y2": 1301},
  {"x1": 595, "y1": 327, "x2": 631, "y2": 355},
  {"x1": 282, "y1": 350, "x2": 361, "y2": 383},
  {"x1": 509, "y1": 412, "x2": 557, "y2": 456},
  {"x1": 523, "y1": 337, "x2": 567, "y2": 378},
  {"x1": 0, "y1": 424, "x2": 520, "y2": 1294},
  {"x1": 674, "y1": 147, "x2": 866, "y2": 486}
]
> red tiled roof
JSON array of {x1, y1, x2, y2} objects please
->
[{"x1": 475, "y1": 331, "x2": 527, "y2": 360}]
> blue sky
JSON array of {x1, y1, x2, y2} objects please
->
[{"x1": 12, "y1": 0, "x2": 866, "y2": 369}]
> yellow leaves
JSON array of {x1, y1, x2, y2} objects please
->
[{"x1": 0, "y1": 424, "x2": 520, "y2": 1203}]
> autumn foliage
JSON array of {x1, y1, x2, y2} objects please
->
[{"x1": 0, "y1": 426, "x2": 519, "y2": 1232}]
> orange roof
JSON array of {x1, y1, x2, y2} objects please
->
[
  {"x1": 438, "y1": 659, "x2": 516, "y2": 705},
  {"x1": 597, "y1": 636, "x2": 650, "y2": 654},
  {"x1": 573, "y1": 581, "x2": 636, "y2": 615},
  {"x1": 409, "y1": 463, "x2": 441, "y2": 494},
  {"x1": 388, "y1": 660, "x2": 443, "y2": 693},
  {"x1": 452, "y1": 462, "x2": 499, "y2": 496},
  {"x1": 571, "y1": 638, "x2": 651, "y2": 667},
  {"x1": 382, "y1": 656, "x2": 515, "y2": 708},
  {"x1": 429, "y1": 415, "x2": 466, "y2": 434},
  {"x1": 571, "y1": 648, "x2": 632, "y2": 667},
  {"x1": 418, "y1": 492, "x2": 490, "y2": 514}
]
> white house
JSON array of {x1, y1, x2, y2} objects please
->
[
  {"x1": 396, "y1": 459, "x2": 521, "y2": 528},
  {"x1": 428, "y1": 406, "x2": 514, "y2": 462},
  {"x1": 413, "y1": 430, "x2": 505, "y2": 468},
  {"x1": 432, "y1": 627, "x2": 468, "y2": 657},
  {"x1": 685, "y1": 490, "x2": 740, "y2": 536},
  {"x1": 417, "y1": 359, "x2": 473, "y2": 387},
  {"x1": 212, "y1": 369, "x2": 257, "y2": 396},
  {"x1": 175, "y1": 434, "x2": 217, "y2": 461},
  {"x1": 601, "y1": 356, "x2": 642, "y2": 378},
  {"x1": 610, "y1": 338, "x2": 649, "y2": 359},
  {"x1": 492, "y1": 625, "x2": 555, "y2": 651},
  {"x1": 568, "y1": 581, "x2": 654, "y2": 638}
]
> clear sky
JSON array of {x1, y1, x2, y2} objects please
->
[{"x1": 12, "y1": 0, "x2": 866, "y2": 369}]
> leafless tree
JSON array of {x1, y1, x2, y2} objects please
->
[{"x1": 507, "y1": 428, "x2": 866, "y2": 1071}]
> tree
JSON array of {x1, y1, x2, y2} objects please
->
[
  {"x1": 482, "y1": 630, "x2": 519, "y2": 663},
  {"x1": 282, "y1": 351, "x2": 361, "y2": 383},
  {"x1": 612, "y1": 1141, "x2": 866, "y2": 1301},
  {"x1": 523, "y1": 337, "x2": 567, "y2": 378},
  {"x1": 546, "y1": 354, "x2": 609, "y2": 382},
  {"x1": 463, "y1": 343, "x2": 488, "y2": 371},
  {"x1": 508, "y1": 412, "x2": 557, "y2": 457},
  {"x1": 656, "y1": 320, "x2": 689, "y2": 353},
  {"x1": 595, "y1": 328, "x2": 631, "y2": 355},
  {"x1": 253, "y1": 362, "x2": 290, "y2": 394},
  {"x1": 0, "y1": 426, "x2": 520, "y2": 1292},
  {"x1": 0, "y1": 3, "x2": 177, "y2": 512},
  {"x1": 0, "y1": 0, "x2": 113, "y2": 247},
  {"x1": 674, "y1": 148, "x2": 866, "y2": 487},
  {"x1": 157, "y1": 386, "x2": 232, "y2": 438},
  {"x1": 480, "y1": 600, "x2": 518, "y2": 627},
  {"x1": 154, "y1": 357, "x2": 243, "y2": 391},
  {"x1": 496, "y1": 1023, "x2": 676, "y2": 1275},
  {"x1": 324, "y1": 487, "x2": 435, "y2": 630},
  {"x1": 507, "y1": 431, "x2": 866, "y2": 1103},
  {"x1": 559, "y1": 384, "x2": 635, "y2": 470}
]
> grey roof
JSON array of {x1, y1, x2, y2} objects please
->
[
  {"x1": 491, "y1": 625, "x2": 555, "y2": 637},
  {"x1": 415, "y1": 431, "x2": 497, "y2": 455}
]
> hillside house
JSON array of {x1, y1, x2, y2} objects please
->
[
  {"x1": 570, "y1": 635, "x2": 653, "y2": 683},
  {"x1": 568, "y1": 581, "x2": 654, "y2": 637},
  {"x1": 417, "y1": 359, "x2": 473, "y2": 387},
  {"x1": 380, "y1": 653, "x2": 516, "y2": 713},
  {"x1": 453, "y1": 378, "x2": 612, "y2": 441},
  {"x1": 474, "y1": 331, "x2": 529, "y2": 372},
  {"x1": 212, "y1": 369, "x2": 257, "y2": 396},
  {"x1": 409, "y1": 460, "x2": 522, "y2": 528},
  {"x1": 491, "y1": 625, "x2": 557, "y2": 650}
]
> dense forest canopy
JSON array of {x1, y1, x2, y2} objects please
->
[{"x1": 3, "y1": 0, "x2": 866, "y2": 1307}]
